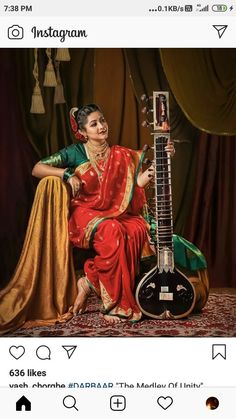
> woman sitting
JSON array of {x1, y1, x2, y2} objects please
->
[{"x1": 32, "y1": 104, "x2": 175, "y2": 323}]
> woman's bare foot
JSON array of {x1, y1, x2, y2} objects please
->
[
  {"x1": 101, "y1": 314, "x2": 126, "y2": 324},
  {"x1": 73, "y1": 276, "x2": 91, "y2": 316}
]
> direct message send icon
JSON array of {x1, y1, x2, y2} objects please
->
[
  {"x1": 212, "y1": 25, "x2": 228, "y2": 39},
  {"x1": 62, "y1": 345, "x2": 77, "y2": 359}
]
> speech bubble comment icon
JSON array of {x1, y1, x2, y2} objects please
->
[
  {"x1": 9, "y1": 345, "x2": 25, "y2": 360},
  {"x1": 157, "y1": 396, "x2": 173, "y2": 410},
  {"x1": 36, "y1": 345, "x2": 51, "y2": 360}
]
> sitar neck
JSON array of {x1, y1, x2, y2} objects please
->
[
  {"x1": 153, "y1": 92, "x2": 174, "y2": 273},
  {"x1": 154, "y1": 134, "x2": 174, "y2": 273}
]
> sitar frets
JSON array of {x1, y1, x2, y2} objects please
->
[{"x1": 154, "y1": 135, "x2": 174, "y2": 259}]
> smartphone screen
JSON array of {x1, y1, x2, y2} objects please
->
[{"x1": 0, "y1": 1, "x2": 235, "y2": 417}]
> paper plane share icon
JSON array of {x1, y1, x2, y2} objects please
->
[
  {"x1": 213, "y1": 25, "x2": 228, "y2": 38},
  {"x1": 62, "y1": 345, "x2": 77, "y2": 359}
]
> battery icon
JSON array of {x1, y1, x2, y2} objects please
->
[{"x1": 212, "y1": 4, "x2": 227, "y2": 11}]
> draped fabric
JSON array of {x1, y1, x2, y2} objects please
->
[
  {"x1": 0, "y1": 177, "x2": 76, "y2": 335},
  {"x1": 184, "y1": 133, "x2": 236, "y2": 287},
  {"x1": 160, "y1": 48, "x2": 236, "y2": 135},
  {"x1": 0, "y1": 48, "x2": 235, "y2": 290},
  {"x1": 15, "y1": 48, "x2": 94, "y2": 157},
  {"x1": 69, "y1": 146, "x2": 147, "y2": 248},
  {"x1": 0, "y1": 49, "x2": 38, "y2": 288},
  {"x1": 84, "y1": 215, "x2": 148, "y2": 321},
  {"x1": 0, "y1": 175, "x2": 209, "y2": 333}
]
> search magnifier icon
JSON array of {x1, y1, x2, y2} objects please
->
[{"x1": 63, "y1": 395, "x2": 78, "y2": 411}]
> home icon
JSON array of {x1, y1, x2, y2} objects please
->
[{"x1": 16, "y1": 396, "x2": 31, "y2": 411}]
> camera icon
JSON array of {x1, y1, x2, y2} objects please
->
[{"x1": 8, "y1": 25, "x2": 24, "y2": 40}]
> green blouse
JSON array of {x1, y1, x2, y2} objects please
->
[{"x1": 41, "y1": 143, "x2": 88, "y2": 174}]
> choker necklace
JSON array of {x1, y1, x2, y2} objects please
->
[
  {"x1": 85, "y1": 140, "x2": 110, "y2": 179},
  {"x1": 85, "y1": 140, "x2": 109, "y2": 160}
]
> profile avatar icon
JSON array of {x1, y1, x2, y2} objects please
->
[{"x1": 206, "y1": 396, "x2": 219, "y2": 410}]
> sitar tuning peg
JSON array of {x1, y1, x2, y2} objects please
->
[
  {"x1": 141, "y1": 120, "x2": 154, "y2": 128},
  {"x1": 141, "y1": 106, "x2": 148, "y2": 114},
  {"x1": 141, "y1": 94, "x2": 148, "y2": 102},
  {"x1": 142, "y1": 144, "x2": 150, "y2": 153},
  {"x1": 142, "y1": 106, "x2": 154, "y2": 115},
  {"x1": 141, "y1": 94, "x2": 153, "y2": 102}
]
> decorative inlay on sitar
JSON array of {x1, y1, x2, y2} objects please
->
[{"x1": 136, "y1": 92, "x2": 196, "y2": 319}]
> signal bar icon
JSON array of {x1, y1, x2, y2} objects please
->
[
  {"x1": 196, "y1": 4, "x2": 209, "y2": 12},
  {"x1": 200, "y1": 5, "x2": 209, "y2": 11}
]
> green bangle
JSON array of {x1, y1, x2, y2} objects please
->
[{"x1": 63, "y1": 168, "x2": 75, "y2": 182}]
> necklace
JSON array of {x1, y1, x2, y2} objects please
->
[
  {"x1": 85, "y1": 141, "x2": 110, "y2": 179},
  {"x1": 86, "y1": 140, "x2": 109, "y2": 160}
]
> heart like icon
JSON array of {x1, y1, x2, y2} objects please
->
[
  {"x1": 9, "y1": 345, "x2": 25, "y2": 360},
  {"x1": 157, "y1": 396, "x2": 173, "y2": 410}
]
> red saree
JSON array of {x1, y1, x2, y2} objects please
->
[{"x1": 69, "y1": 145, "x2": 154, "y2": 321}]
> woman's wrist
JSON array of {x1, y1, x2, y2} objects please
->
[{"x1": 63, "y1": 168, "x2": 75, "y2": 182}]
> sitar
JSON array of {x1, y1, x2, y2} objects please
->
[{"x1": 135, "y1": 91, "x2": 196, "y2": 319}]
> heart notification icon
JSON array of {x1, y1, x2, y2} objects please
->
[
  {"x1": 157, "y1": 396, "x2": 173, "y2": 410},
  {"x1": 9, "y1": 345, "x2": 25, "y2": 360}
]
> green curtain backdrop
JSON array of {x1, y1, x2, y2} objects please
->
[
  {"x1": 0, "y1": 48, "x2": 235, "y2": 288},
  {"x1": 160, "y1": 48, "x2": 236, "y2": 135}
]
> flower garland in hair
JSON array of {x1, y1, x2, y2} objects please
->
[{"x1": 69, "y1": 107, "x2": 87, "y2": 142}]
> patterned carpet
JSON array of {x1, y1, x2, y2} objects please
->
[{"x1": 10, "y1": 293, "x2": 236, "y2": 337}]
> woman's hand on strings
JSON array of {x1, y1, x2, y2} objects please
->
[
  {"x1": 141, "y1": 140, "x2": 175, "y2": 186},
  {"x1": 165, "y1": 140, "x2": 175, "y2": 157},
  {"x1": 148, "y1": 140, "x2": 175, "y2": 177}
]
